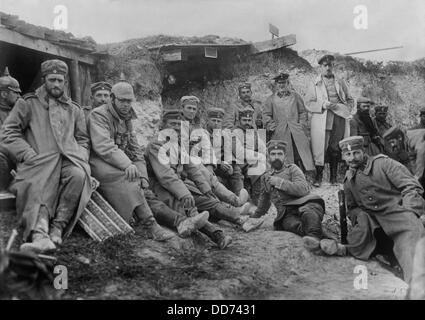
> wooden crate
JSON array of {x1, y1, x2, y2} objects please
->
[{"x1": 78, "y1": 191, "x2": 134, "y2": 241}]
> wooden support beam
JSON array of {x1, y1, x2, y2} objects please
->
[
  {"x1": 251, "y1": 34, "x2": 296, "y2": 54},
  {"x1": 69, "y1": 60, "x2": 81, "y2": 104},
  {"x1": 0, "y1": 26, "x2": 95, "y2": 65}
]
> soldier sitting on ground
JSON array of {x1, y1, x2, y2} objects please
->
[
  {"x1": 146, "y1": 109, "x2": 233, "y2": 249},
  {"x1": 89, "y1": 80, "x2": 210, "y2": 241},
  {"x1": 204, "y1": 107, "x2": 245, "y2": 196},
  {"x1": 251, "y1": 140, "x2": 331, "y2": 253},
  {"x1": 0, "y1": 67, "x2": 21, "y2": 192},
  {"x1": 324, "y1": 136, "x2": 425, "y2": 284}
]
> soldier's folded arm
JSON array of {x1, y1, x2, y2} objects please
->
[
  {"x1": 274, "y1": 165, "x2": 310, "y2": 197},
  {"x1": 340, "y1": 79, "x2": 354, "y2": 110},
  {"x1": 147, "y1": 141, "x2": 192, "y2": 200},
  {"x1": 88, "y1": 110, "x2": 132, "y2": 170},
  {"x1": 0, "y1": 98, "x2": 37, "y2": 162}
]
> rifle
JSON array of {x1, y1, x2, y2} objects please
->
[{"x1": 337, "y1": 189, "x2": 348, "y2": 244}]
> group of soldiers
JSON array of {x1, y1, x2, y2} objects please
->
[{"x1": 0, "y1": 54, "x2": 424, "y2": 289}]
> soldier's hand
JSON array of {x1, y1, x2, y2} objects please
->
[
  {"x1": 268, "y1": 176, "x2": 283, "y2": 187},
  {"x1": 125, "y1": 164, "x2": 139, "y2": 182},
  {"x1": 182, "y1": 195, "x2": 196, "y2": 209},
  {"x1": 141, "y1": 178, "x2": 150, "y2": 189},
  {"x1": 221, "y1": 163, "x2": 233, "y2": 175}
]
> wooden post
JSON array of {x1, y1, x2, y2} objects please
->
[{"x1": 69, "y1": 60, "x2": 81, "y2": 104}]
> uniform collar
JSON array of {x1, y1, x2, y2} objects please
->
[
  {"x1": 0, "y1": 101, "x2": 12, "y2": 112},
  {"x1": 315, "y1": 74, "x2": 336, "y2": 85},
  {"x1": 344, "y1": 155, "x2": 371, "y2": 181},
  {"x1": 35, "y1": 84, "x2": 71, "y2": 108},
  {"x1": 270, "y1": 163, "x2": 290, "y2": 174},
  {"x1": 107, "y1": 101, "x2": 137, "y2": 121}
]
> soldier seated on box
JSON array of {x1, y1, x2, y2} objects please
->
[
  {"x1": 88, "y1": 81, "x2": 209, "y2": 241},
  {"x1": 0, "y1": 67, "x2": 21, "y2": 192},
  {"x1": 251, "y1": 140, "x2": 330, "y2": 253},
  {"x1": 1, "y1": 60, "x2": 93, "y2": 253},
  {"x1": 329, "y1": 136, "x2": 425, "y2": 284}
]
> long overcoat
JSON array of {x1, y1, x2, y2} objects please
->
[
  {"x1": 344, "y1": 154, "x2": 425, "y2": 282},
  {"x1": 305, "y1": 75, "x2": 354, "y2": 166},
  {"x1": 263, "y1": 91, "x2": 314, "y2": 171},
  {"x1": 0, "y1": 85, "x2": 92, "y2": 240}
]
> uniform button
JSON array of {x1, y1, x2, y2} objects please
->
[
  {"x1": 374, "y1": 205, "x2": 378, "y2": 209},
  {"x1": 368, "y1": 197, "x2": 373, "y2": 201}
]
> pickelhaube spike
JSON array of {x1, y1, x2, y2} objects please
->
[
  {"x1": 119, "y1": 72, "x2": 126, "y2": 82},
  {"x1": 3, "y1": 67, "x2": 10, "y2": 77}
]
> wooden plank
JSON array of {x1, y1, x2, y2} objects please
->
[
  {"x1": 251, "y1": 34, "x2": 296, "y2": 54},
  {"x1": 0, "y1": 26, "x2": 95, "y2": 65},
  {"x1": 70, "y1": 60, "x2": 81, "y2": 104}
]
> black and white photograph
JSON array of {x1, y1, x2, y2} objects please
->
[{"x1": 0, "y1": 0, "x2": 424, "y2": 305}]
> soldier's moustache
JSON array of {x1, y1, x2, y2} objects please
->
[{"x1": 271, "y1": 159, "x2": 284, "y2": 170}]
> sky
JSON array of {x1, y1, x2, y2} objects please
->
[{"x1": 1, "y1": 0, "x2": 425, "y2": 61}]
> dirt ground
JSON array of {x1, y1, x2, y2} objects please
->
[{"x1": 0, "y1": 181, "x2": 408, "y2": 300}]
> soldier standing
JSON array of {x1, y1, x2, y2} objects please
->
[
  {"x1": 305, "y1": 54, "x2": 354, "y2": 186},
  {"x1": 372, "y1": 105, "x2": 392, "y2": 137},
  {"x1": 350, "y1": 97, "x2": 384, "y2": 156},
  {"x1": 263, "y1": 72, "x2": 315, "y2": 178},
  {"x1": 223, "y1": 82, "x2": 263, "y2": 130}
]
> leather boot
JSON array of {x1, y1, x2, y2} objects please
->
[
  {"x1": 320, "y1": 239, "x2": 347, "y2": 256},
  {"x1": 142, "y1": 217, "x2": 176, "y2": 241},
  {"x1": 213, "y1": 202, "x2": 251, "y2": 224},
  {"x1": 20, "y1": 232, "x2": 56, "y2": 253},
  {"x1": 49, "y1": 226, "x2": 63, "y2": 246},
  {"x1": 176, "y1": 211, "x2": 209, "y2": 238},
  {"x1": 211, "y1": 230, "x2": 233, "y2": 249},
  {"x1": 313, "y1": 166, "x2": 324, "y2": 187},
  {"x1": 236, "y1": 188, "x2": 250, "y2": 207},
  {"x1": 329, "y1": 157, "x2": 339, "y2": 185}
]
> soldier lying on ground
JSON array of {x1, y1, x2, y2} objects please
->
[
  {"x1": 0, "y1": 59, "x2": 93, "y2": 253},
  {"x1": 324, "y1": 136, "x2": 425, "y2": 284},
  {"x1": 251, "y1": 140, "x2": 330, "y2": 253},
  {"x1": 88, "y1": 81, "x2": 210, "y2": 241},
  {"x1": 0, "y1": 67, "x2": 21, "y2": 192}
]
